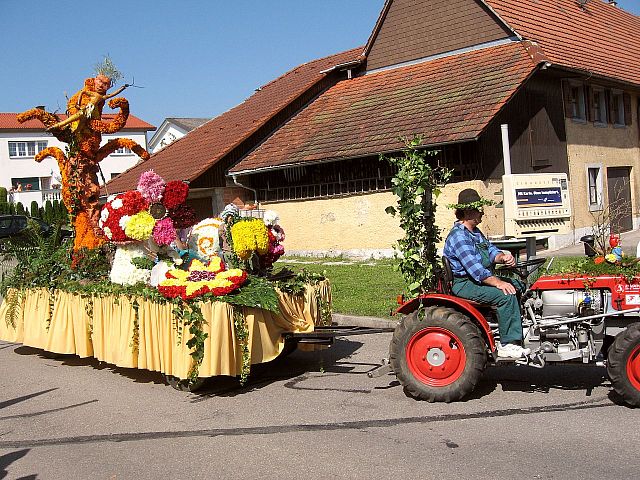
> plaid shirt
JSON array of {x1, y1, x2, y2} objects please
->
[{"x1": 443, "y1": 222, "x2": 501, "y2": 282}]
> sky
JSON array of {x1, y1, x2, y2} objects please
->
[{"x1": 2, "y1": 0, "x2": 640, "y2": 131}]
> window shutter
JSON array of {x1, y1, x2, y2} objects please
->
[
  {"x1": 586, "y1": 86, "x2": 595, "y2": 122},
  {"x1": 607, "y1": 90, "x2": 614, "y2": 124},
  {"x1": 562, "y1": 80, "x2": 572, "y2": 118},
  {"x1": 623, "y1": 93, "x2": 632, "y2": 125}
]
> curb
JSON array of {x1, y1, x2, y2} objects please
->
[{"x1": 332, "y1": 313, "x2": 399, "y2": 329}]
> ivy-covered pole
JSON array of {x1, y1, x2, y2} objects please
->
[{"x1": 381, "y1": 137, "x2": 452, "y2": 296}]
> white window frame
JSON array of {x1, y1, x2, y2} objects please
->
[
  {"x1": 586, "y1": 164, "x2": 603, "y2": 212},
  {"x1": 8, "y1": 141, "x2": 47, "y2": 159},
  {"x1": 611, "y1": 89, "x2": 625, "y2": 127},
  {"x1": 592, "y1": 87, "x2": 608, "y2": 126},
  {"x1": 568, "y1": 82, "x2": 587, "y2": 122}
]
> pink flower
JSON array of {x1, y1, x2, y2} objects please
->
[
  {"x1": 137, "y1": 170, "x2": 166, "y2": 202},
  {"x1": 152, "y1": 217, "x2": 176, "y2": 246}
]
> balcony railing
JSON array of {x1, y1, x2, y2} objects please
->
[{"x1": 8, "y1": 189, "x2": 62, "y2": 206}]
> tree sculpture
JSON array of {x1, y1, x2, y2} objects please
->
[{"x1": 16, "y1": 57, "x2": 150, "y2": 255}]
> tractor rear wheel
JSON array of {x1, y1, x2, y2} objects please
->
[
  {"x1": 390, "y1": 306, "x2": 487, "y2": 402},
  {"x1": 607, "y1": 322, "x2": 640, "y2": 407}
]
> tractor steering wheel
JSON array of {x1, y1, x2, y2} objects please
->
[{"x1": 497, "y1": 257, "x2": 547, "y2": 279}]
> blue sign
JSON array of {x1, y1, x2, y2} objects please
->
[{"x1": 515, "y1": 187, "x2": 562, "y2": 208}]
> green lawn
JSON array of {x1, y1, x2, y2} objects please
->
[
  {"x1": 275, "y1": 255, "x2": 588, "y2": 319},
  {"x1": 275, "y1": 256, "x2": 406, "y2": 319}
]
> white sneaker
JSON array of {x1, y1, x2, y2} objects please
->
[{"x1": 497, "y1": 343, "x2": 531, "y2": 358}]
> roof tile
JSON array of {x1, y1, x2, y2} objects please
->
[
  {"x1": 0, "y1": 113, "x2": 154, "y2": 131},
  {"x1": 485, "y1": 0, "x2": 640, "y2": 84},
  {"x1": 107, "y1": 47, "x2": 363, "y2": 193},
  {"x1": 231, "y1": 42, "x2": 537, "y2": 173}
]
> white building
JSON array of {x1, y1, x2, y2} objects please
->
[
  {"x1": 147, "y1": 117, "x2": 209, "y2": 154},
  {"x1": 0, "y1": 113, "x2": 155, "y2": 206}
]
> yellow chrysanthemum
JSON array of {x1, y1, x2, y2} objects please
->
[
  {"x1": 125, "y1": 211, "x2": 155, "y2": 241},
  {"x1": 231, "y1": 219, "x2": 269, "y2": 260}
]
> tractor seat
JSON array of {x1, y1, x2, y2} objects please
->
[{"x1": 441, "y1": 256, "x2": 491, "y2": 309}]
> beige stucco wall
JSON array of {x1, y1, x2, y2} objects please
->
[
  {"x1": 565, "y1": 94, "x2": 640, "y2": 235},
  {"x1": 263, "y1": 179, "x2": 505, "y2": 257}
]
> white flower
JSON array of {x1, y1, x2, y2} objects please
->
[
  {"x1": 112, "y1": 198, "x2": 123, "y2": 209},
  {"x1": 263, "y1": 210, "x2": 279, "y2": 227},
  {"x1": 119, "y1": 215, "x2": 131, "y2": 230},
  {"x1": 100, "y1": 208, "x2": 109, "y2": 223},
  {"x1": 107, "y1": 194, "x2": 117, "y2": 202},
  {"x1": 103, "y1": 226, "x2": 112, "y2": 239},
  {"x1": 109, "y1": 244, "x2": 151, "y2": 286}
]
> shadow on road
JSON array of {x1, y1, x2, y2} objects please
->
[
  {"x1": 0, "y1": 448, "x2": 37, "y2": 480},
  {"x1": 189, "y1": 338, "x2": 368, "y2": 400}
]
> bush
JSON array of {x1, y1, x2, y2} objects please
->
[
  {"x1": 15, "y1": 202, "x2": 26, "y2": 216},
  {"x1": 30, "y1": 201, "x2": 40, "y2": 218},
  {"x1": 44, "y1": 200, "x2": 53, "y2": 224},
  {"x1": 0, "y1": 186, "x2": 7, "y2": 203},
  {"x1": 0, "y1": 202, "x2": 8, "y2": 214}
]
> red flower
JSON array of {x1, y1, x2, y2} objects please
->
[
  {"x1": 121, "y1": 190, "x2": 149, "y2": 215},
  {"x1": 163, "y1": 181, "x2": 190, "y2": 209},
  {"x1": 169, "y1": 204, "x2": 197, "y2": 229}
]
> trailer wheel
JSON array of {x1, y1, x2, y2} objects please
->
[
  {"x1": 607, "y1": 322, "x2": 640, "y2": 407},
  {"x1": 390, "y1": 306, "x2": 487, "y2": 403}
]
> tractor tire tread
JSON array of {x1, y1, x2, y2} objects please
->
[
  {"x1": 607, "y1": 322, "x2": 640, "y2": 407},
  {"x1": 390, "y1": 306, "x2": 487, "y2": 402}
]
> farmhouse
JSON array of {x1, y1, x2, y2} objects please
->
[{"x1": 110, "y1": 0, "x2": 640, "y2": 256}]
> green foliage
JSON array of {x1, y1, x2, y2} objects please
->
[
  {"x1": 69, "y1": 246, "x2": 114, "y2": 282},
  {"x1": 44, "y1": 200, "x2": 53, "y2": 224},
  {"x1": 30, "y1": 201, "x2": 40, "y2": 218},
  {"x1": 381, "y1": 137, "x2": 452, "y2": 295},
  {"x1": 274, "y1": 267, "x2": 327, "y2": 295},
  {"x1": 55, "y1": 200, "x2": 69, "y2": 226},
  {"x1": 550, "y1": 256, "x2": 640, "y2": 283},
  {"x1": 0, "y1": 221, "x2": 72, "y2": 303},
  {"x1": 131, "y1": 257, "x2": 156, "y2": 270},
  {"x1": 0, "y1": 187, "x2": 7, "y2": 203},
  {"x1": 0, "y1": 202, "x2": 8, "y2": 215},
  {"x1": 9, "y1": 203, "x2": 16, "y2": 215},
  {"x1": 3, "y1": 289, "x2": 23, "y2": 329},
  {"x1": 15, "y1": 202, "x2": 25, "y2": 216}
]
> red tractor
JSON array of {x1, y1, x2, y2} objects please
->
[{"x1": 387, "y1": 258, "x2": 640, "y2": 406}]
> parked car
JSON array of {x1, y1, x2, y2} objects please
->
[{"x1": 0, "y1": 215, "x2": 72, "y2": 250}]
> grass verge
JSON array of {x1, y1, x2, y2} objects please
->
[{"x1": 275, "y1": 256, "x2": 406, "y2": 319}]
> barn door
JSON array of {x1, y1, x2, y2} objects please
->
[{"x1": 606, "y1": 166, "x2": 633, "y2": 233}]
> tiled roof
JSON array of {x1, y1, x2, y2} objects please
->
[
  {"x1": 0, "y1": 113, "x2": 155, "y2": 131},
  {"x1": 107, "y1": 47, "x2": 363, "y2": 193},
  {"x1": 230, "y1": 42, "x2": 537, "y2": 173},
  {"x1": 485, "y1": 0, "x2": 640, "y2": 85},
  {"x1": 166, "y1": 118, "x2": 210, "y2": 131}
]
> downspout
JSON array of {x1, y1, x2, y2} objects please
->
[{"x1": 232, "y1": 175, "x2": 258, "y2": 207}]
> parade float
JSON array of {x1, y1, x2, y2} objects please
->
[{"x1": 0, "y1": 61, "x2": 331, "y2": 388}]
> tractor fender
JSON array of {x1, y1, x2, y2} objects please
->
[{"x1": 395, "y1": 294, "x2": 496, "y2": 349}]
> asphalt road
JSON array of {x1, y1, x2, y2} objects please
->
[{"x1": 1, "y1": 332, "x2": 638, "y2": 480}]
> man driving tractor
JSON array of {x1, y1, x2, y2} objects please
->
[{"x1": 443, "y1": 188, "x2": 530, "y2": 359}]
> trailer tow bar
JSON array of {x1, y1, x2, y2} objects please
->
[{"x1": 367, "y1": 358, "x2": 393, "y2": 378}]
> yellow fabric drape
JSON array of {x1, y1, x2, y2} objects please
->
[{"x1": 0, "y1": 280, "x2": 331, "y2": 380}]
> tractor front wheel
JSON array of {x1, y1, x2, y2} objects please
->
[
  {"x1": 390, "y1": 306, "x2": 487, "y2": 402},
  {"x1": 607, "y1": 322, "x2": 640, "y2": 407}
]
